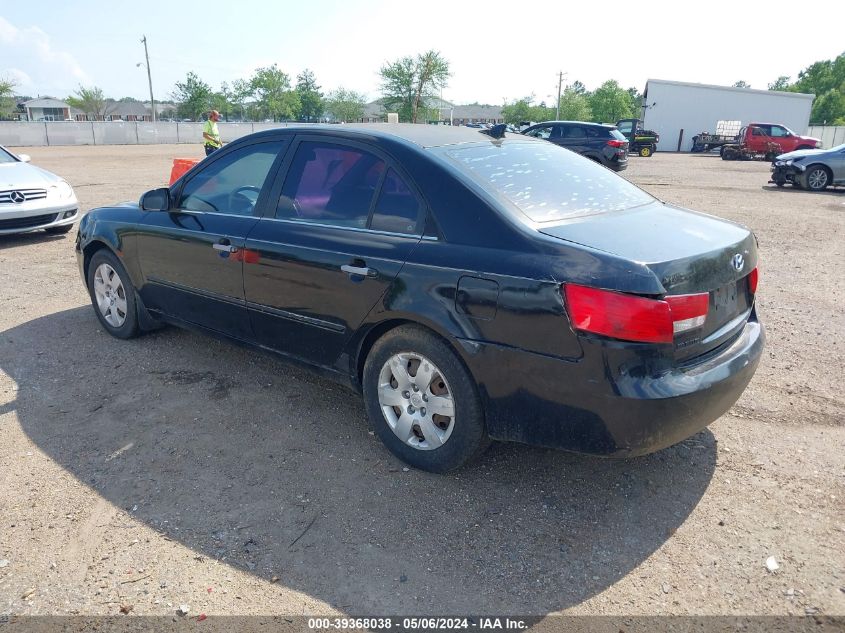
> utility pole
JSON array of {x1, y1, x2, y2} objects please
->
[
  {"x1": 141, "y1": 35, "x2": 156, "y2": 122},
  {"x1": 555, "y1": 71, "x2": 567, "y2": 120}
]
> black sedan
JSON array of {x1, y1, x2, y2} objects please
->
[{"x1": 76, "y1": 124, "x2": 764, "y2": 473}]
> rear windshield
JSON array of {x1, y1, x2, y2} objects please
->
[{"x1": 445, "y1": 141, "x2": 653, "y2": 223}]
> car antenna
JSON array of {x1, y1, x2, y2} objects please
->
[{"x1": 481, "y1": 123, "x2": 507, "y2": 139}]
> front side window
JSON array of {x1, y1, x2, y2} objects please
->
[
  {"x1": 770, "y1": 125, "x2": 789, "y2": 137},
  {"x1": 179, "y1": 141, "x2": 284, "y2": 215},
  {"x1": 277, "y1": 142, "x2": 385, "y2": 228},
  {"x1": 526, "y1": 126, "x2": 552, "y2": 140}
]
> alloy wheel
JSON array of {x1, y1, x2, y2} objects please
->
[{"x1": 807, "y1": 168, "x2": 828, "y2": 190}]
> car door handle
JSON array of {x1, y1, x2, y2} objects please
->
[
  {"x1": 341, "y1": 264, "x2": 377, "y2": 277},
  {"x1": 213, "y1": 243, "x2": 239, "y2": 253}
]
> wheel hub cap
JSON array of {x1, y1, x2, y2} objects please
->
[
  {"x1": 93, "y1": 263, "x2": 127, "y2": 328},
  {"x1": 377, "y1": 352, "x2": 455, "y2": 451}
]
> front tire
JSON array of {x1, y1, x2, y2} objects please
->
[
  {"x1": 86, "y1": 250, "x2": 140, "y2": 339},
  {"x1": 803, "y1": 165, "x2": 830, "y2": 191},
  {"x1": 363, "y1": 326, "x2": 489, "y2": 473}
]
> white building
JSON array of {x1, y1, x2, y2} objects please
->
[{"x1": 641, "y1": 79, "x2": 815, "y2": 152}]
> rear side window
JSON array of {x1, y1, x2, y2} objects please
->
[
  {"x1": 446, "y1": 141, "x2": 654, "y2": 223},
  {"x1": 370, "y1": 168, "x2": 423, "y2": 235},
  {"x1": 277, "y1": 141, "x2": 385, "y2": 228}
]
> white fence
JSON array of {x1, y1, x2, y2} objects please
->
[
  {"x1": 0, "y1": 121, "x2": 294, "y2": 147},
  {"x1": 807, "y1": 125, "x2": 845, "y2": 148}
]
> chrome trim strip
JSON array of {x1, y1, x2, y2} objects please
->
[
  {"x1": 257, "y1": 217, "x2": 426, "y2": 240},
  {"x1": 146, "y1": 277, "x2": 245, "y2": 308},
  {"x1": 245, "y1": 301, "x2": 346, "y2": 332}
]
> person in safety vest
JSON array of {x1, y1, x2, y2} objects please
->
[{"x1": 203, "y1": 110, "x2": 222, "y2": 156}]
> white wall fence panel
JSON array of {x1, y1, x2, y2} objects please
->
[
  {"x1": 92, "y1": 121, "x2": 138, "y2": 145},
  {"x1": 0, "y1": 123, "x2": 50, "y2": 146},
  {"x1": 807, "y1": 126, "x2": 845, "y2": 148},
  {"x1": 0, "y1": 121, "x2": 302, "y2": 147}
]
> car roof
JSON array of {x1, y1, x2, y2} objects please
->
[
  {"x1": 248, "y1": 123, "x2": 532, "y2": 149},
  {"x1": 527, "y1": 121, "x2": 617, "y2": 129}
]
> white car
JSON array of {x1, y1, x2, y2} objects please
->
[{"x1": 0, "y1": 146, "x2": 79, "y2": 236}]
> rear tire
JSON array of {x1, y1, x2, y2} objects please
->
[
  {"x1": 362, "y1": 325, "x2": 489, "y2": 473},
  {"x1": 639, "y1": 146, "x2": 653, "y2": 157},
  {"x1": 45, "y1": 224, "x2": 74, "y2": 235},
  {"x1": 86, "y1": 250, "x2": 140, "y2": 339}
]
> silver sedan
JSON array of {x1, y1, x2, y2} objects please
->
[
  {"x1": 771, "y1": 143, "x2": 845, "y2": 191},
  {"x1": 0, "y1": 146, "x2": 79, "y2": 235}
]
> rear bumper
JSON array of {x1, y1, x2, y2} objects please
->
[{"x1": 463, "y1": 320, "x2": 764, "y2": 457}]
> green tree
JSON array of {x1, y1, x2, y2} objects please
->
[
  {"x1": 768, "y1": 76, "x2": 791, "y2": 91},
  {"x1": 210, "y1": 82, "x2": 235, "y2": 121},
  {"x1": 249, "y1": 64, "x2": 300, "y2": 121},
  {"x1": 380, "y1": 50, "x2": 450, "y2": 123},
  {"x1": 626, "y1": 87, "x2": 643, "y2": 118},
  {"x1": 296, "y1": 69, "x2": 324, "y2": 122},
  {"x1": 231, "y1": 79, "x2": 252, "y2": 121},
  {"x1": 66, "y1": 85, "x2": 112, "y2": 118},
  {"x1": 558, "y1": 87, "x2": 591, "y2": 121},
  {"x1": 811, "y1": 89, "x2": 845, "y2": 125},
  {"x1": 501, "y1": 97, "x2": 534, "y2": 124},
  {"x1": 171, "y1": 72, "x2": 213, "y2": 120},
  {"x1": 569, "y1": 80, "x2": 587, "y2": 95},
  {"x1": 588, "y1": 80, "x2": 633, "y2": 123},
  {"x1": 792, "y1": 53, "x2": 845, "y2": 124},
  {"x1": 0, "y1": 76, "x2": 17, "y2": 118},
  {"x1": 732, "y1": 80, "x2": 751, "y2": 88},
  {"x1": 325, "y1": 87, "x2": 366, "y2": 122},
  {"x1": 501, "y1": 97, "x2": 552, "y2": 124}
]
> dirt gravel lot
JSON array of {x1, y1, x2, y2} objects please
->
[{"x1": 0, "y1": 144, "x2": 843, "y2": 620}]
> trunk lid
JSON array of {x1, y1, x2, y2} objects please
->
[{"x1": 541, "y1": 201, "x2": 758, "y2": 360}]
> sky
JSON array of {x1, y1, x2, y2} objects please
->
[{"x1": 2, "y1": 0, "x2": 844, "y2": 106}]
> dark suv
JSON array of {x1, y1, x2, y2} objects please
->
[{"x1": 521, "y1": 121, "x2": 629, "y2": 171}]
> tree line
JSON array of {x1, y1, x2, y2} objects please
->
[
  {"x1": 766, "y1": 52, "x2": 845, "y2": 125},
  {"x1": 2, "y1": 51, "x2": 841, "y2": 125},
  {"x1": 501, "y1": 80, "x2": 642, "y2": 126}
]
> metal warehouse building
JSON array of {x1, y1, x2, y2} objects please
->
[{"x1": 641, "y1": 79, "x2": 815, "y2": 153}]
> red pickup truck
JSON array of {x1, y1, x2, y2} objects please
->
[{"x1": 721, "y1": 123, "x2": 821, "y2": 161}]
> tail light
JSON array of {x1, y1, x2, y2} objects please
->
[
  {"x1": 563, "y1": 284, "x2": 709, "y2": 344},
  {"x1": 747, "y1": 267, "x2": 759, "y2": 294},
  {"x1": 607, "y1": 140, "x2": 627, "y2": 148}
]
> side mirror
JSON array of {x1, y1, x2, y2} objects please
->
[
  {"x1": 17, "y1": 153, "x2": 31, "y2": 163},
  {"x1": 140, "y1": 187, "x2": 171, "y2": 211}
]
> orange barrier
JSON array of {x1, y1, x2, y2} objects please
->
[{"x1": 169, "y1": 158, "x2": 201, "y2": 186}]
